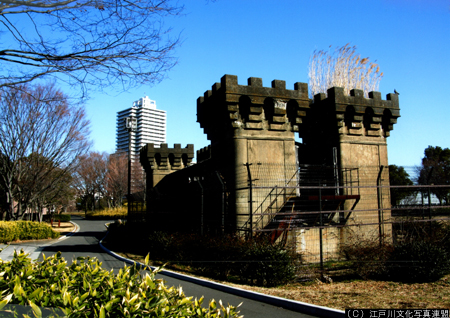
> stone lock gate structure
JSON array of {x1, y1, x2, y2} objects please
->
[{"x1": 140, "y1": 74, "x2": 400, "y2": 260}]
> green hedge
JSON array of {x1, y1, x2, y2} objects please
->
[
  {"x1": 0, "y1": 221, "x2": 59, "y2": 243},
  {"x1": 43, "y1": 214, "x2": 71, "y2": 222},
  {"x1": 0, "y1": 250, "x2": 241, "y2": 318}
]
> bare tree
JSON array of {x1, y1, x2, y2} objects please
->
[
  {"x1": 72, "y1": 151, "x2": 108, "y2": 212},
  {"x1": 308, "y1": 43, "x2": 383, "y2": 99},
  {"x1": 105, "y1": 151, "x2": 128, "y2": 207},
  {"x1": 0, "y1": 83, "x2": 91, "y2": 220},
  {"x1": 0, "y1": 0, "x2": 182, "y2": 97},
  {"x1": 20, "y1": 157, "x2": 75, "y2": 221}
]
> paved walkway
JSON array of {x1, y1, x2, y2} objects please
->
[
  {"x1": 0, "y1": 243, "x2": 45, "y2": 261},
  {"x1": 0, "y1": 221, "x2": 79, "y2": 262}
]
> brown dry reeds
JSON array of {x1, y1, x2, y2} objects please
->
[{"x1": 308, "y1": 43, "x2": 383, "y2": 99}]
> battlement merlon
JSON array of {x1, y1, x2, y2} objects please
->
[
  {"x1": 140, "y1": 143, "x2": 194, "y2": 171},
  {"x1": 313, "y1": 87, "x2": 400, "y2": 118},
  {"x1": 197, "y1": 74, "x2": 309, "y2": 106},
  {"x1": 197, "y1": 75, "x2": 310, "y2": 140}
]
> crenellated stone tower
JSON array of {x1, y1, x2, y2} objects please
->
[
  {"x1": 298, "y1": 87, "x2": 400, "y2": 251},
  {"x1": 197, "y1": 74, "x2": 310, "y2": 230},
  {"x1": 140, "y1": 143, "x2": 194, "y2": 189}
]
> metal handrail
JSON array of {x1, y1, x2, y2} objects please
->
[
  {"x1": 241, "y1": 168, "x2": 300, "y2": 233},
  {"x1": 239, "y1": 165, "x2": 361, "y2": 234}
]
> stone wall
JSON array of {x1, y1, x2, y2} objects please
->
[{"x1": 295, "y1": 87, "x2": 400, "y2": 252}]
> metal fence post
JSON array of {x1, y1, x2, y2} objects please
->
[
  {"x1": 377, "y1": 165, "x2": 384, "y2": 246},
  {"x1": 215, "y1": 171, "x2": 225, "y2": 234},
  {"x1": 428, "y1": 186, "x2": 432, "y2": 236},
  {"x1": 319, "y1": 182, "x2": 323, "y2": 275},
  {"x1": 197, "y1": 178, "x2": 204, "y2": 236},
  {"x1": 244, "y1": 163, "x2": 253, "y2": 238}
]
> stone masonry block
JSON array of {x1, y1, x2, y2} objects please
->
[
  {"x1": 271, "y1": 80, "x2": 286, "y2": 89},
  {"x1": 248, "y1": 77, "x2": 263, "y2": 87}
]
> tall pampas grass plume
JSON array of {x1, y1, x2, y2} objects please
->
[{"x1": 308, "y1": 43, "x2": 383, "y2": 99}]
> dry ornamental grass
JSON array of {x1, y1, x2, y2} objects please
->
[{"x1": 308, "y1": 43, "x2": 383, "y2": 99}]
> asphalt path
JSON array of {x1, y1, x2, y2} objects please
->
[{"x1": 38, "y1": 216, "x2": 317, "y2": 318}]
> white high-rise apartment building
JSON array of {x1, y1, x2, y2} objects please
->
[{"x1": 116, "y1": 96, "x2": 166, "y2": 160}]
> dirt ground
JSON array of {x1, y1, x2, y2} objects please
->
[{"x1": 49, "y1": 221, "x2": 76, "y2": 234}]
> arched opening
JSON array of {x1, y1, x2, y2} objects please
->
[
  {"x1": 182, "y1": 153, "x2": 188, "y2": 167},
  {"x1": 363, "y1": 107, "x2": 375, "y2": 135},
  {"x1": 382, "y1": 109, "x2": 392, "y2": 136},
  {"x1": 263, "y1": 97, "x2": 274, "y2": 124},
  {"x1": 238, "y1": 95, "x2": 252, "y2": 123},
  {"x1": 155, "y1": 153, "x2": 161, "y2": 167},
  {"x1": 344, "y1": 105, "x2": 356, "y2": 131},
  {"x1": 168, "y1": 153, "x2": 175, "y2": 168},
  {"x1": 287, "y1": 100, "x2": 299, "y2": 128}
]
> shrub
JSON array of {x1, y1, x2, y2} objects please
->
[
  {"x1": 0, "y1": 250, "x2": 242, "y2": 318},
  {"x1": 43, "y1": 214, "x2": 71, "y2": 222},
  {"x1": 0, "y1": 222, "x2": 19, "y2": 242},
  {"x1": 341, "y1": 237, "x2": 393, "y2": 279},
  {"x1": 438, "y1": 221, "x2": 450, "y2": 254},
  {"x1": 84, "y1": 206, "x2": 128, "y2": 220},
  {"x1": 0, "y1": 221, "x2": 59, "y2": 243},
  {"x1": 341, "y1": 226, "x2": 450, "y2": 283},
  {"x1": 107, "y1": 223, "x2": 300, "y2": 287},
  {"x1": 386, "y1": 240, "x2": 450, "y2": 283},
  {"x1": 394, "y1": 220, "x2": 446, "y2": 245},
  {"x1": 239, "y1": 239, "x2": 299, "y2": 287}
]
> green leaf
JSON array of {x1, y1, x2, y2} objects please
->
[
  {"x1": 28, "y1": 288, "x2": 43, "y2": 301},
  {"x1": 63, "y1": 290, "x2": 71, "y2": 306},
  {"x1": 179, "y1": 297, "x2": 192, "y2": 306},
  {"x1": 129, "y1": 293, "x2": 139, "y2": 305},
  {"x1": 99, "y1": 305, "x2": 105, "y2": 318},
  {"x1": 80, "y1": 291, "x2": 89, "y2": 302},
  {"x1": 72, "y1": 296, "x2": 79, "y2": 307},
  {"x1": 0, "y1": 294, "x2": 12, "y2": 310},
  {"x1": 13, "y1": 281, "x2": 25, "y2": 297},
  {"x1": 104, "y1": 298, "x2": 120, "y2": 312},
  {"x1": 29, "y1": 301, "x2": 42, "y2": 318}
]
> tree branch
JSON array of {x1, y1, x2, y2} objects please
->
[{"x1": 0, "y1": 0, "x2": 183, "y2": 98}]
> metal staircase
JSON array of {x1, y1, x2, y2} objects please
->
[{"x1": 249, "y1": 165, "x2": 360, "y2": 244}]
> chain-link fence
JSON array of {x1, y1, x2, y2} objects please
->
[
  {"x1": 137, "y1": 161, "x2": 450, "y2": 269},
  {"x1": 127, "y1": 191, "x2": 146, "y2": 222},
  {"x1": 238, "y1": 163, "x2": 450, "y2": 265}
]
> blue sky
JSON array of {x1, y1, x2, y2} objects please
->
[{"x1": 86, "y1": 0, "x2": 450, "y2": 168}]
